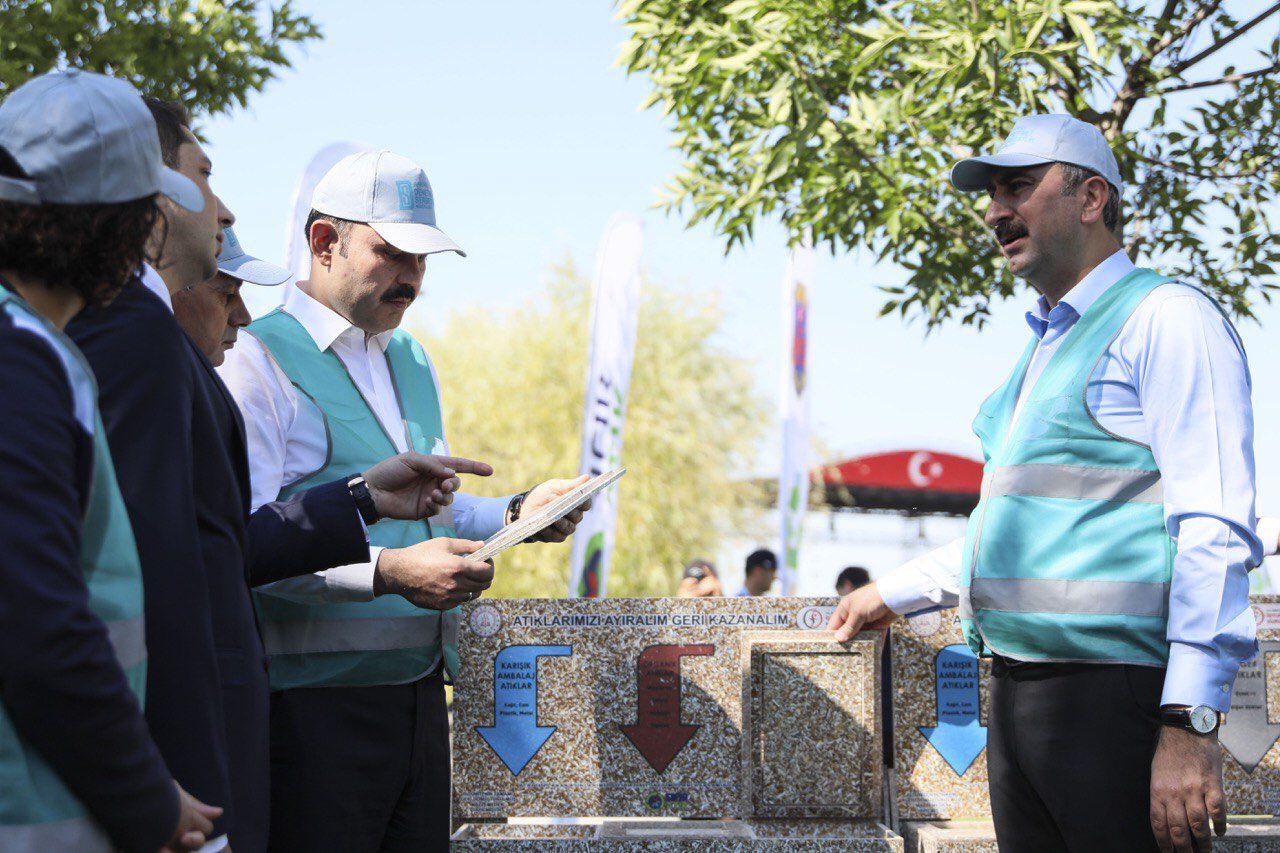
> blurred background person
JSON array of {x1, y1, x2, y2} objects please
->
[
  {"x1": 677, "y1": 558, "x2": 722, "y2": 597},
  {"x1": 734, "y1": 548, "x2": 777, "y2": 597},
  {"x1": 835, "y1": 565, "x2": 872, "y2": 596}
]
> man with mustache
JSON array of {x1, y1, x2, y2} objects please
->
[
  {"x1": 219, "y1": 150, "x2": 593, "y2": 850},
  {"x1": 830, "y1": 115, "x2": 1259, "y2": 853}
]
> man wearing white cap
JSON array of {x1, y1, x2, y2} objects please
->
[
  {"x1": 0, "y1": 69, "x2": 221, "y2": 852},
  {"x1": 830, "y1": 114, "x2": 1259, "y2": 852},
  {"x1": 220, "y1": 150, "x2": 593, "y2": 849}
]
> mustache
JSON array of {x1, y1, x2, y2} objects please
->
[
  {"x1": 381, "y1": 284, "x2": 418, "y2": 303},
  {"x1": 993, "y1": 220, "x2": 1028, "y2": 245}
]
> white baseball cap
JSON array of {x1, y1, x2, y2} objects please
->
[
  {"x1": 310, "y1": 150, "x2": 465, "y2": 257},
  {"x1": 0, "y1": 69, "x2": 203, "y2": 212},
  {"x1": 217, "y1": 227, "x2": 290, "y2": 286},
  {"x1": 951, "y1": 114, "x2": 1123, "y2": 198}
]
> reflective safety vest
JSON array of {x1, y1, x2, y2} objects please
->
[
  {"x1": 959, "y1": 268, "x2": 1180, "y2": 666},
  {"x1": 0, "y1": 289, "x2": 147, "y2": 851},
  {"x1": 248, "y1": 309, "x2": 460, "y2": 690}
]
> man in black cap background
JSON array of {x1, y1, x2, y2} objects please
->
[{"x1": 735, "y1": 548, "x2": 778, "y2": 597}]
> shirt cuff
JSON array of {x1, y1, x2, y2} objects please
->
[
  {"x1": 876, "y1": 564, "x2": 937, "y2": 616},
  {"x1": 1257, "y1": 516, "x2": 1280, "y2": 558},
  {"x1": 466, "y1": 494, "x2": 517, "y2": 539},
  {"x1": 321, "y1": 547, "x2": 382, "y2": 601},
  {"x1": 1161, "y1": 642, "x2": 1240, "y2": 713}
]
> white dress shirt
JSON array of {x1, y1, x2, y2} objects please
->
[
  {"x1": 138, "y1": 264, "x2": 173, "y2": 313},
  {"x1": 877, "y1": 251, "x2": 1262, "y2": 712},
  {"x1": 218, "y1": 282, "x2": 511, "y2": 604}
]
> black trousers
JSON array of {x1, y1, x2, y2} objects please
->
[
  {"x1": 988, "y1": 657, "x2": 1164, "y2": 853},
  {"x1": 267, "y1": 670, "x2": 450, "y2": 852}
]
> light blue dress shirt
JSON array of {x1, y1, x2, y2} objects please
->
[{"x1": 878, "y1": 250, "x2": 1262, "y2": 712}]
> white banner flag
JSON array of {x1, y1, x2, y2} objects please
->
[
  {"x1": 283, "y1": 141, "x2": 369, "y2": 285},
  {"x1": 567, "y1": 214, "x2": 644, "y2": 598},
  {"x1": 779, "y1": 242, "x2": 814, "y2": 596}
]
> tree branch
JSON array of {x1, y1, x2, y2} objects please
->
[
  {"x1": 1156, "y1": 62, "x2": 1280, "y2": 93},
  {"x1": 1168, "y1": 1, "x2": 1280, "y2": 75}
]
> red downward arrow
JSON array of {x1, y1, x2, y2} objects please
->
[{"x1": 619, "y1": 644, "x2": 714, "y2": 773}]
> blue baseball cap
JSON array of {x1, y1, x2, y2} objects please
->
[
  {"x1": 951, "y1": 114, "x2": 1123, "y2": 198},
  {"x1": 217, "y1": 227, "x2": 290, "y2": 286},
  {"x1": 310, "y1": 150, "x2": 464, "y2": 257},
  {"x1": 0, "y1": 69, "x2": 203, "y2": 212}
]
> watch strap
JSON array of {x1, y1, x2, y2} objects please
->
[{"x1": 347, "y1": 474, "x2": 381, "y2": 526}]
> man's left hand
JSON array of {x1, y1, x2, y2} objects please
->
[
  {"x1": 1150, "y1": 725, "x2": 1227, "y2": 853},
  {"x1": 512, "y1": 474, "x2": 593, "y2": 543},
  {"x1": 364, "y1": 453, "x2": 494, "y2": 520}
]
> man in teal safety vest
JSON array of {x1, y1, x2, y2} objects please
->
[
  {"x1": 0, "y1": 70, "x2": 222, "y2": 852},
  {"x1": 220, "y1": 149, "x2": 594, "y2": 850},
  {"x1": 830, "y1": 114, "x2": 1261, "y2": 853}
]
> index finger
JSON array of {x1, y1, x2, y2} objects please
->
[
  {"x1": 435, "y1": 456, "x2": 493, "y2": 477},
  {"x1": 435, "y1": 537, "x2": 484, "y2": 555},
  {"x1": 827, "y1": 596, "x2": 851, "y2": 632}
]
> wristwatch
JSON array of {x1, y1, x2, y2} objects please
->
[
  {"x1": 507, "y1": 490, "x2": 529, "y2": 524},
  {"x1": 346, "y1": 474, "x2": 381, "y2": 526},
  {"x1": 1160, "y1": 704, "x2": 1222, "y2": 736}
]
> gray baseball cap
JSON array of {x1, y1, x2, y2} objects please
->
[
  {"x1": 951, "y1": 114, "x2": 1123, "y2": 198},
  {"x1": 0, "y1": 69, "x2": 203, "y2": 212},
  {"x1": 217, "y1": 227, "x2": 290, "y2": 286},
  {"x1": 310, "y1": 150, "x2": 465, "y2": 257}
]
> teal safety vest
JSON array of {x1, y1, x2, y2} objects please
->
[
  {"x1": 0, "y1": 289, "x2": 147, "y2": 850},
  {"x1": 248, "y1": 308, "x2": 460, "y2": 690},
  {"x1": 959, "y1": 268, "x2": 1180, "y2": 666}
]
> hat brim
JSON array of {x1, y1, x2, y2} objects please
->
[
  {"x1": 950, "y1": 153, "x2": 1057, "y2": 192},
  {"x1": 370, "y1": 221, "x2": 466, "y2": 257},
  {"x1": 160, "y1": 167, "x2": 204, "y2": 213},
  {"x1": 218, "y1": 253, "x2": 291, "y2": 286}
]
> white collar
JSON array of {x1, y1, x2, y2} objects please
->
[
  {"x1": 282, "y1": 281, "x2": 394, "y2": 353},
  {"x1": 139, "y1": 264, "x2": 173, "y2": 313},
  {"x1": 1029, "y1": 249, "x2": 1135, "y2": 323}
]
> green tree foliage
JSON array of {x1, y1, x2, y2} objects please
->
[
  {"x1": 0, "y1": 0, "x2": 320, "y2": 116},
  {"x1": 618, "y1": 0, "x2": 1280, "y2": 325},
  {"x1": 413, "y1": 262, "x2": 767, "y2": 598}
]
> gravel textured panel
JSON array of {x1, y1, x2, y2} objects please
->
[
  {"x1": 451, "y1": 819, "x2": 904, "y2": 850},
  {"x1": 1222, "y1": 596, "x2": 1280, "y2": 816}
]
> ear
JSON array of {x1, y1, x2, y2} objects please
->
[
  {"x1": 1079, "y1": 175, "x2": 1110, "y2": 227},
  {"x1": 309, "y1": 220, "x2": 339, "y2": 268}
]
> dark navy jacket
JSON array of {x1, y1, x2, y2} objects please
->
[{"x1": 68, "y1": 278, "x2": 368, "y2": 852}]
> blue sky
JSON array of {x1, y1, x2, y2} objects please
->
[{"x1": 203, "y1": 1, "x2": 1280, "y2": 515}]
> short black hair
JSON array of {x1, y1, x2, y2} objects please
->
[
  {"x1": 303, "y1": 208, "x2": 356, "y2": 258},
  {"x1": 0, "y1": 147, "x2": 160, "y2": 308},
  {"x1": 836, "y1": 566, "x2": 871, "y2": 591},
  {"x1": 143, "y1": 98, "x2": 192, "y2": 170},
  {"x1": 1059, "y1": 163, "x2": 1121, "y2": 236},
  {"x1": 745, "y1": 548, "x2": 777, "y2": 574}
]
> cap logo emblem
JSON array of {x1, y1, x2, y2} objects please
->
[
  {"x1": 999, "y1": 127, "x2": 1035, "y2": 151},
  {"x1": 395, "y1": 178, "x2": 434, "y2": 211}
]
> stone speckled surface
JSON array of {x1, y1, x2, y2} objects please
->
[
  {"x1": 1222, "y1": 596, "x2": 1280, "y2": 816},
  {"x1": 451, "y1": 819, "x2": 904, "y2": 850},
  {"x1": 742, "y1": 632, "x2": 881, "y2": 819},
  {"x1": 890, "y1": 611, "x2": 992, "y2": 821},
  {"x1": 453, "y1": 598, "x2": 867, "y2": 821}
]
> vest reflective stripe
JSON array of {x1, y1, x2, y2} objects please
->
[
  {"x1": 247, "y1": 311, "x2": 460, "y2": 689},
  {"x1": 0, "y1": 817, "x2": 111, "y2": 851},
  {"x1": 982, "y1": 463, "x2": 1163, "y2": 504},
  {"x1": 960, "y1": 577, "x2": 1171, "y2": 620},
  {"x1": 960, "y1": 269, "x2": 1181, "y2": 666},
  {"x1": 106, "y1": 614, "x2": 147, "y2": 670},
  {"x1": 261, "y1": 614, "x2": 443, "y2": 656},
  {"x1": 0, "y1": 291, "x2": 146, "y2": 849}
]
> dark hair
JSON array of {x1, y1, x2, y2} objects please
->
[
  {"x1": 0, "y1": 149, "x2": 160, "y2": 308},
  {"x1": 1059, "y1": 163, "x2": 1121, "y2": 236},
  {"x1": 836, "y1": 566, "x2": 872, "y2": 592},
  {"x1": 683, "y1": 558, "x2": 716, "y2": 581},
  {"x1": 745, "y1": 548, "x2": 777, "y2": 574},
  {"x1": 303, "y1": 209, "x2": 355, "y2": 259},
  {"x1": 143, "y1": 98, "x2": 192, "y2": 169}
]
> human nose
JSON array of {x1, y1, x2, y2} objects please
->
[{"x1": 217, "y1": 195, "x2": 236, "y2": 229}]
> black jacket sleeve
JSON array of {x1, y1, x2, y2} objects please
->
[
  {"x1": 67, "y1": 283, "x2": 233, "y2": 841},
  {"x1": 246, "y1": 478, "x2": 371, "y2": 587},
  {"x1": 0, "y1": 325, "x2": 178, "y2": 852}
]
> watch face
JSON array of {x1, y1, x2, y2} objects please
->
[{"x1": 1190, "y1": 705, "x2": 1218, "y2": 734}]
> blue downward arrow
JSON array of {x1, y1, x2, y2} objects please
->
[
  {"x1": 476, "y1": 644, "x2": 572, "y2": 776},
  {"x1": 917, "y1": 643, "x2": 987, "y2": 776}
]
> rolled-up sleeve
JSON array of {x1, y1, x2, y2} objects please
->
[
  {"x1": 877, "y1": 536, "x2": 965, "y2": 615},
  {"x1": 1126, "y1": 288, "x2": 1262, "y2": 712}
]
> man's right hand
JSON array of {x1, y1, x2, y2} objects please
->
[
  {"x1": 162, "y1": 782, "x2": 221, "y2": 851},
  {"x1": 827, "y1": 582, "x2": 899, "y2": 642},
  {"x1": 373, "y1": 538, "x2": 494, "y2": 610}
]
